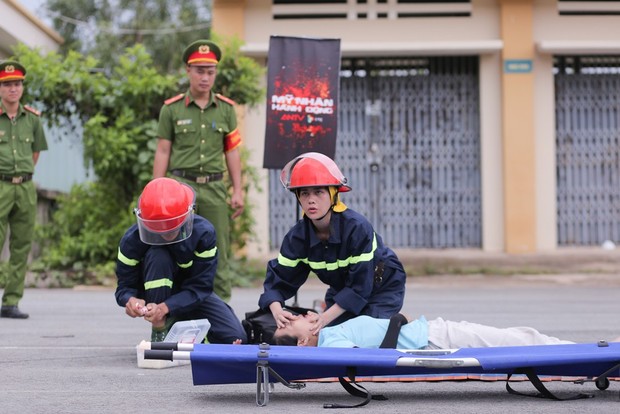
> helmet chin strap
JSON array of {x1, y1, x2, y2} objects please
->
[
  {"x1": 314, "y1": 206, "x2": 333, "y2": 222},
  {"x1": 318, "y1": 188, "x2": 339, "y2": 221}
]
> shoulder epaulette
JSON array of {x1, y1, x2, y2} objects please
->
[
  {"x1": 24, "y1": 105, "x2": 41, "y2": 116},
  {"x1": 215, "y1": 93, "x2": 236, "y2": 106},
  {"x1": 164, "y1": 94, "x2": 184, "y2": 105}
]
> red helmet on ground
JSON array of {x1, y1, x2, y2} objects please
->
[
  {"x1": 280, "y1": 152, "x2": 351, "y2": 193},
  {"x1": 135, "y1": 178, "x2": 195, "y2": 245}
]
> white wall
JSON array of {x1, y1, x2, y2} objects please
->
[{"x1": 0, "y1": 0, "x2": 62, "y2": 56}]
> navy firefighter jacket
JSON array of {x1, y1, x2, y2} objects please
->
[
  {"x1": 115, "y1": 215, "x2": 218, "y2": 316},
  {"x1": 259, "y1": 208, "x2": 406, "y2": 316}
]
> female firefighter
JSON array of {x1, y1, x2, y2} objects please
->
[{"x1": 258, "y1": 152, "x2": 407, "y2": 336}]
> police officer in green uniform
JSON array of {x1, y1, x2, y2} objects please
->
[
  {"x1": 0, "y1": 61, "x2": 48, "y2": 319},
  {"x1": 153, "y1": 40, "x2": 244, "y2": 302}
]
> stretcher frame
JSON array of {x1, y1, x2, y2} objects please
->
[{"x1": 145, "y1": 341, "x2": 620, "y2": 407}]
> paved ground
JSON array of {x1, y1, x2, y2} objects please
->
[
  {"x1": 393, "y1": 247, "x2": 620, "y2": 275},
  {"x1": 1, "y1": 271, "x2": 620, "y2": 413}
]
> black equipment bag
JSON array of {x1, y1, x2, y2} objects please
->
[{"x1": 243, "y1": 306, "x2": 314, "y2": 344}]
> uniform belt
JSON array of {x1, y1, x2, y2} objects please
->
[
  {"x1": 171, "y1": 170, "x2": 223, "y2": 184},
  {"x1": 0, "y1": 174, "x2": 32, "y2": 184}
]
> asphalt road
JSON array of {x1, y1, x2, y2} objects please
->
[{"x1": 1, "y1": 274, "x2": 619, "y2": 413}]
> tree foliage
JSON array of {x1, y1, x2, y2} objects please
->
[
  {"x1": 44, "y1": 0, "x2": 213, "y2": 74},
  {"x1": 12, "y1": 33, "x2": 264, "y2": 277}
]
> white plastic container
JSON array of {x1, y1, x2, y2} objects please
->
[
  {"x1": 136, "y1": 318, "x2": 211, "y2": 369},
  {"x1": 164, "y1": 318, "x2": 211, "y2": 343}
]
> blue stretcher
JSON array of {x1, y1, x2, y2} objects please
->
[{"x1": 145, "y1": 341, "x2": 620, "y2": 406}]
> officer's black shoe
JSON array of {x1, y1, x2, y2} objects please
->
[{"x1": 1, "y1": 306, "x2": 29, "y2": 319}]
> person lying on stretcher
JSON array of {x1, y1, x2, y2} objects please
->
[{"x1": 272, "y1": 312, "x2": 619, "y2": 349}]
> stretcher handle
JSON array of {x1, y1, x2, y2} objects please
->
[
  {"x1": 144, "y1": 350, "x2": 174, "y2": 361},
  {"x1": 148, "y1": 342, "x2": 195, "y2": 351},
  {"x1": 150, "y1": 342, "x2": 180, "y2": 351}
]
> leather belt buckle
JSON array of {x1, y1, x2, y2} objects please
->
[
  {"x1": 12, "y1": 176, "x2": 23, "y2": 184},
  {"x1": 196, "y1": 176, "x2": 207, "y2": 184}
]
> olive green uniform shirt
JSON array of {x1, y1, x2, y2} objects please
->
[
  {"x1": 157, "y1": 90, "x2": 238, "y2": 174},
  {"x1": 156, "y1": 90, "x2": 241, "y2": 301},
  {"x1": 0, "y1": 102, "x2": 48, "y2": 174}
]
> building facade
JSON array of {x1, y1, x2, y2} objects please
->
[
  {"x1": 0, "y1": 0, "x2": 62, "y2": 57},
  {"x1": 216, "y1": 0, "x2": 620, "y2": 257}
]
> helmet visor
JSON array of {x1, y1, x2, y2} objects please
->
[
  {"x1": 280, "y1": 152, "x2": 350, "y2": 192},
  {"x1": 135, "y1": 208, "x2": 194, "y2": 245}
]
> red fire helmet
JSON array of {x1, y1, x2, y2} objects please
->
[
  {"x1": 134, "y1": 178, "x2": 195, "y2": 245},
  {"x1": 280, "y1": 152, "x2": 351, "y2": 193}
]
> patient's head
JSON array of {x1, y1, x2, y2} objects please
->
[{"x1": 272, "y1": 313, "x2": 319, "y2": 347}]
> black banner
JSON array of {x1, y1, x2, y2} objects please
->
[{"x1": 263, "y1": 36, "x2": 341, "y2": 169}]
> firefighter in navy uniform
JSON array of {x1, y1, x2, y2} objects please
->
[
  {"x1": 0, "y1": 60, "x2": 48, "y2": 319},
  {"x1": 115, "y1": 177, "x2": 247, "y2": 343},
  {"x1": 259, "y1": 152, "x2": 407, "y2": 337},
  {"x1": 153, "y1": 39, "x2": 244, "y2": 303}
]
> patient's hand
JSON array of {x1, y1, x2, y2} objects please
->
[{"x1": 232, "y1": 339, "x2": 243, "y2": 345}]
